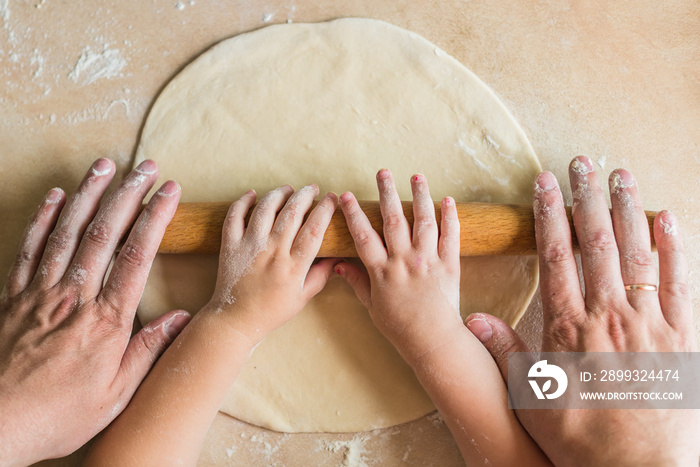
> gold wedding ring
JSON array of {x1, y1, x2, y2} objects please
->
[{"x1": 624, "y1": 284, "x2": 658, "y2": 291}]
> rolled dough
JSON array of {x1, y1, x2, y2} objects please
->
[{"x1": 134, "y1": 18, "x2": 540, "y2": 433}]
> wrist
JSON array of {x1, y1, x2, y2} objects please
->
[
  {"x1": 385, "y1": 313, "x2": 464, "y2": 367},
  {"x1": 196, "y1": 302, "x2": 268, "y2": 349}
]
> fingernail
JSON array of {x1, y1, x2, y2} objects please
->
[
  {"x1": 164, "y1": 311, "x2": 191, "y2": 340},
  {"x1": 339, "y1": 192, "x2": 353, "y2": 204},
  {"x1": 466, "y1": 318, "x2": 492, "y2": 343},
  {"x1": 535, "y1": 172, "x2": 557, "y2": 193},
  {"x1": 335, "y1": 265, "x2": 344, "y2": 276},
  {"x1": 658, "y1": 211, "x2": 678, "y2": 236},
  {"x1": 570, "y1": 156, "x2": 593, "y2": 175},
  {"x1": 443, "y1": 196, "x2": 454, "y2": 206},
  {"x1": 135, "y1": 159, "x2": 158, "y2": 175},
  {"x1": 608, "y1": 170, "x2": 635, "y2": 194},
  {"x1": 46, "y1": 187, "x2": 63, "y2": 204},
  {"x1": 377, "y1": 168, "x2": 390, "y2": 179},
  {"x1": 157, "y1": 180, "x2": 180, "y2": 197},
  {"x1": 92, "y1": 158, "x2": 112, "y2": 176},
  {"x1": 412, "y1": 173, "x2": 424, "y2": 183},
  {"x1": 247, "y1": 189, "x2": 256, "y2": 196},
  {"x1": 326, "y1": 192, "x2": 338, "y2": 203}
]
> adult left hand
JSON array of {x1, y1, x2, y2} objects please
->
[{"x1": 0, "y1": 159, "x2": 191, "y2": 466}]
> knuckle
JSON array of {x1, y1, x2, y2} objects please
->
[
  {"x1": 84, "y1": 221, "x2": 112, "y2": 246},
  {"x1": 139, "y1": 329, "x2": 165, "y2": 357},
  {"x1": 14, "y1": 249, "x2": 34, "y2": 267},
  {"x1": 46, "y1": 229, "x2": 72, "y2": 252},
  {"x1": 661, "y1": 281, "x2": 690, "y2": 301},
  {"x1": 581, "y1": 228, "x2": 615, "y2": 254},
  {"x1": 304, "y1": 221, "x2": 324, "y2": 241},
  {"x1": 383, "y1": 211, "x2": 404, "y2": 229},
  {"x1": 120, "y1": 243, "x2": 150, "y2": 269},
  {"x1": 541, "y1": 241, "x2": 571, "y2": 264}
]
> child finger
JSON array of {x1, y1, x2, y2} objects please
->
[
  {"x1": 438, "y1": 196, "x2": 460, "y2": 268},
  {"x1": 244, "y1": 185, "x2": 294, "y2": 240},
  {"x1": 221, "y1": 190, "x2": 257, "y2": 256},
  {"x1": 410, "y1": 174, "x2": 438, "y2": 254},
  {"x1": 273, "y1": 184, "x2": 320, "y2": 250},
  {"x1": 339, "y1": 191, "x2": 387, "y2": 268},
  {"x1": 291, "y1": 192, "x2": 337, "y2": 260},
  {"x1": 376, "y1": 169, "x2": 411, "y2": 256},
  {"x1": 334, "y1": 261, "x2": 372, "y2": 309},
  {"x1": 301, "y1": 258, "x2": 342, "y2": 302},
  {"x1": 5, "y1": 188, "x2": 65, "y2": 297}
]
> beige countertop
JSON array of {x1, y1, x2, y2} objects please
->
[{"x1": 2, "y1": 1, "x2": 698, "y2": 465}]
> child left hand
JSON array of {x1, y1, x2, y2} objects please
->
[{"x1": 201, "y1": 184, "x2": 340, "y2": 345}]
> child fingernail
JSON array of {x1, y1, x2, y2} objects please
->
[
  {"x1": 335, "y1": 265, "x2": 344, "y2": 276},
  {"x1": 466, "y1": 318, "x2": 492, "y2": 343},
  {"x1": 157, "y1": 181, "x2": 181, "y2": 197},
  {"x1": 535, "y1": 172, "x2": 557, "y2": 193},
  {"x1": 91, "y1": 158, "x2": 112, "y2": 176},
  {"x1": 46, "y1": 187, "x2": 63, "y2": 204},
  {"x1": 570, "y1": 156, "x2": 593, "y2": 175}
]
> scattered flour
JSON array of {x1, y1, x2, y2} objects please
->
[
  {"x1": 69, "y1": 46, "x2": 126, "y2": 85},
  {"x1": 609, "y1": 171, "x2": 634, "y2": 194},
  {"x1": 323, "y1": 435, "x2": 370, "y2": 467}
]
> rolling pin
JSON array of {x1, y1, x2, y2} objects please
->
[{"x1": 154, "y1": 201, "x2": 657, "y2": 256}]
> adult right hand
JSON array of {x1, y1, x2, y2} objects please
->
[
  {"x1": 465, "y1": 156, "x2": 699, "y2": 466},
  {"x1": 0, "y1": 159, "x2": 190, "y2": 466}
]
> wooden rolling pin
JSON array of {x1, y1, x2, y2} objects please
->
[{"x1": 154, "y1": 201, "x2": 657, "y2": 256}]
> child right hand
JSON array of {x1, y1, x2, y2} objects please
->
[
  {"x1": 200, "y1": 184, "x2": 340, "y2": 346},
  {"x1": 335, "y1": 169, "x2": 463, "y2": 364}
]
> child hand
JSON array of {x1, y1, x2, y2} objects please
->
[
  {"x1": 336, "y1": 170, "x2": 462, "y2": 364},
  {"x1": 202, "y1": 184, "x2": 339, "y2": 344}
]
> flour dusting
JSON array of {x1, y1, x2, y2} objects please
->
[
  {"x1": 323, "y1": 435, "x2": 370, "y2": 467},
  {"x1": 69, "y1": 46, "x2": 126, "y2": 85}
]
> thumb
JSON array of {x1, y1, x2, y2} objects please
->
[
  {"x1": 116, "y1": 310, "x2": 191, "y2": 403},
  {"x1": 464, "y1": 313, "x2": 529, "y2": 385},
  {"x1": 334, "y1": 261, "x2": 372, "y2": 309},
  {"x1": 302, "y1": 258, "x2": 342, "y2": 300}
]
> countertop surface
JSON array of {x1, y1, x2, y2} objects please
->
[{"x1": 1, "y1": 1, "x2": 698, "y2": 465}]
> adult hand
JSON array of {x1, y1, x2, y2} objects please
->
[
  {"x1": 465, "y1": 156, "x2": 699, "y2": 466},
  {"x1": 0, "y1": 159, "x2": 191, "y2": 466}
]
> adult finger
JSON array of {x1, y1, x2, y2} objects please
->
[
  {"x1": 291, "y1": 192, "x2": 337, "y2": 260},
  {"x1": 65, "y1": 160, "x2": 161, "y2": 298},
  {"x1": 608, "y1": 169, "x2": 659, "y2": 312},
  {"x1": 464, "y1": 313, "x2": 530, "y2": 386},
  {"x1": 5, "y1": 188, "x2": 65, "y2": 297},
  {"x1": 302, "y1": 258, "x2": 342, "y2": 302},
  {"x1": 410, "y1": 174, "x2": 438, "y2": 254},
  {"x1": 33, "y1": 158, "x2": 115, "y2": 288},
  {"x1": 115, "y1": 310, "x2": 191, "y2": 409},
  {"x1": 99, "y1": 181, "x2": 181, "y2": 320},
  {"x1": 220, "y1": 190, "x2": 257, "y2": 258},
  {"x1": 438, "y1": 196, "x2": 460, "y2": 269},
  {"x1": 568, "y1": 156, "x2": 626, "y2": 310},
  {"x1": 273, "y1": 184, "x2": 319, "y2": 250},
  {"x1": 654, "y1": 211, "x2": 692, "y2": 331},
  {"x1": 533, "y1": 172, "x2": 585, "y2": 324},
  {"x1": 339, "y1": 192, "x2": 387, "y2": 268},
  {"x1": 244, "y1": 185, "x2": 294, "y2": 240},
  {"x1": 376, "y1": 169, "x2": 411, "y2": 256},
  {"x1": 335, "y1": 261, "x2": 372, "y2": 309}
]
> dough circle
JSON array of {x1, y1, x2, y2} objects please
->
[{"x1": 134, "y1": 18, "x2": 540, "y2": 433}]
